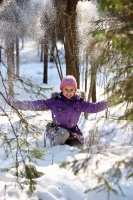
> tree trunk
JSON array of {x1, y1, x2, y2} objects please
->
[
  {"x1": 50, "y1": 41, "x2": 55, "y2": 62},
  {"x1": 0, "y1": 46, "x2": 2, "y2": 62},
  {"x1": 21, "y1": 37, "x2": 24, "y2": 49},
  {"x1": 65, "y1": 0, "x2": 80, "y2": 88},
  {"x1": 6, "y1": 37, "x2": 15, "y2": 97},
  {"x1": 43, "y1": 42, "x2": 48, "y2": 84},
  {"x1": 91, "y1": 76, "x2": 96, "y2": 103},
  {"x1": 88, "y1": 63, "x2": 98, "y2": 103},
  {"x1": 85, "y1": 51, "x2": 89, "y2": 92},
  {"x1": 40, "y1": 43, "x2": 43, "y2": 62},
  {"x1": 84, "y1": 50, "x2": 89, "y2": 119},
  {"x1": 16, "y1": 36, "x2": 19, "y2": 77},
  {"x1": 87, "y1": 41, "x2": 98, "y2": 103}
]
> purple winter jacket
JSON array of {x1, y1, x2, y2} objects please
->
[{"x1": 11, "y1": 92, "x2": 108, "y2": 135}]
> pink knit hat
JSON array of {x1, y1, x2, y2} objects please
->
[{"x1": 60, "y1": 75, "x2": 77, "y2": 90}]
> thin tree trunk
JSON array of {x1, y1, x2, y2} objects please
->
[
  {"x1": 43, "y1": 42, "x2": 48, "y2": 84},
  {"x1": 21, "y1": 37, "x2": 24, "y2": 49},
  {"x1": 50, "y1": 42, "x2": 55, "y2": 62},
  {"x1": 0, "y1": 46, "x2": 2, "y2": 62},
  {"x1": 16, "y1": 36, "x2": 19, "y2": 77},
  {"x1": 40, "y1": 43, "x2": 43, "y2": 62},
  {"x1": 55, "y1": 43, "x2": 63, "y2": 79},
  {"x1": 6, "y1": 38, "x2": 15, "y2": 97},
  {"x1": 92, "y1": 79, "x2": 96, "y2": 102},
  {"x1": 85, "y1": 51, "x2": 89, "y2": 92},
  {"x1": 88, "y1": 63, "x2": 98, "y2": 103},
  {"x1": 84, "y1": 50, "x2": 89, "y2": 119}
]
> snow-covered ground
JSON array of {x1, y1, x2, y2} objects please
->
[{"x1": 0, "y1": 39, "x2": 133, "y2": 200}]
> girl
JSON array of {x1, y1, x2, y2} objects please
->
[{"x1": 7, "y1": 75, "x2": 108, "y2": 147}]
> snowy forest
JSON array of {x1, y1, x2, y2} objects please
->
[{"x1": 0, "y1": 0, "x2": 133, "y2": 200}]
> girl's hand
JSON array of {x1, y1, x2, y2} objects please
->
[{"x1": 102, "y1": 95, "x2": 113, "y2": 107}]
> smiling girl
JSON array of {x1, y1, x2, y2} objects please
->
[{"x1": 7, "y1": 75, "x2": 108, "y2": 148}]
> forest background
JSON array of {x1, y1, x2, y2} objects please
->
[{"x1": 0, "y1": 0, "x2": 133, "y2": 200}]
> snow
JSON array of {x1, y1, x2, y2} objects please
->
[{"x1": 0, "y1": 39, "x2": 133, "y2": 200}]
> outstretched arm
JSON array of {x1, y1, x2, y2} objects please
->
[
  {"x1": 81, "y1": 100, "x2": 108, "y2": 113},
  {"x1": 8, "y1": 97, "x2": 49, "y2": 111}
]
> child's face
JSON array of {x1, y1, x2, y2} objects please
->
[{"x1": 62, "y1": 85, "x2": 76, "y2": 99}]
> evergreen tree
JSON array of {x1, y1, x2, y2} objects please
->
[{"x1": 92, "y1": 0, "x2": 133, "y2": 120}]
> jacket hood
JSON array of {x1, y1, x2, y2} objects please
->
[{"x1": 51, "y1": 92, "x2": 85, "y2": 102}]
